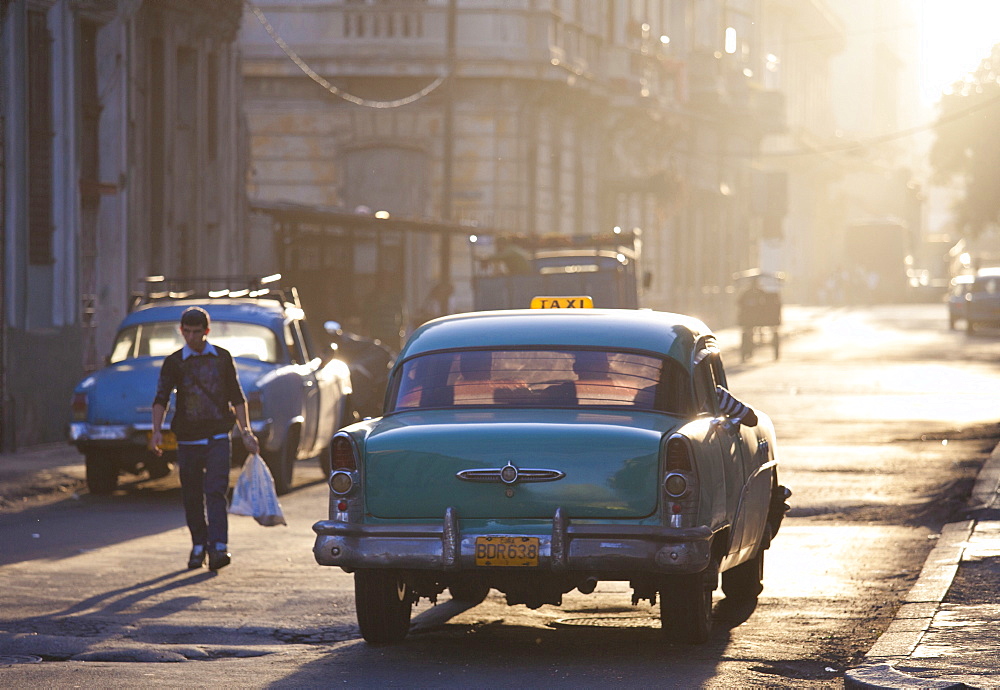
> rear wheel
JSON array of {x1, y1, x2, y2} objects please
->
[
  {"x1": 264, "y1": 430, "x2": 297, "y2": 495},
  {"x1": 355, "y1": 570, "x2": 413, "y2": 644},
  {"x1": 85, "y1": 452, "x2": 118, "y2": 494},
  {"x1": 660, "y1": 571, "x2": 714, "y2": 644},
  {"x1": 722, "y1": 538, "x2": 767, "y2": 602}
]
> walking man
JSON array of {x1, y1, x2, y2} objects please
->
[{"x1": 150, "y1": 307, "x2": 259, "y2": 571}]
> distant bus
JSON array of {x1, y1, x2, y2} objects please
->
[{"x1": 843, "y1": 218, "x2": 910, "y2": 302}]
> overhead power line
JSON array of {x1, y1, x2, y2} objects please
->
[
  {"x1": 763, "y1": 89, "x2": 1000, "y2": 157},
  {"x1": 247, "y1": 1, "x2": 446, "y2": 108}
]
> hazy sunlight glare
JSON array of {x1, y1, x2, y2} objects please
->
[{"x1": 919, "y1": 0, "x2": 1000, "y2": 106}]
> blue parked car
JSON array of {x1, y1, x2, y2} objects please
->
[
  {"x1": 962, "y1": 268, "x2": 1000, "y2": 333},
  {"x1": 69, "y1": 277, "x2": 353, "y2": 495},
  {"x1": 947, "y1": 274, "x2": 974, "y2": 330},
  {"x1": 313, "y1": 306, "x2": 790, "y2": 644}
]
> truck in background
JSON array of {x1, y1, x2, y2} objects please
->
[
  {"x1": 471, "y1": 229, "x2": 643, "y2": 311},
  {"x1": 842, "y1": 217, "x2": 911, "y2": 303}
]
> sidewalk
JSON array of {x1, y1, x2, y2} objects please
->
[
  {"x1": 0, "y1": 443, "x2": 86, "y2": 511},
  {"x1": 846, "y1": 443, "x2": 1000, "y2": 690}
]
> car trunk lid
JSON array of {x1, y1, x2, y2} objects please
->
[{"x1": 363, "y1": 410, "x2": 675, "y2": 520}]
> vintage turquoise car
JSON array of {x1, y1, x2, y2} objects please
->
[
  {"x1": 313, "y1": 308, "x2": 789, "y2": 644},
  {"x1": 69, "y1": 277, "x2": 353, "y2": 495}
]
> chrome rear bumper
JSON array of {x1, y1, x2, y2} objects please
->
[{"x1": 312, "y1": 507, "x2": 713, "y2": 574}]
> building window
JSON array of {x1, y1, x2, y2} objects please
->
[{"x1": 27, "y1": 9, "x2": 54, "y2": 266}]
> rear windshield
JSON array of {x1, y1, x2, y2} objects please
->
[
  {"x1": 110, "y1": 321, "x2": 280, "y2": 363},
  {"x1": 388, "y1": 349, "x2": 690, "y2": 413}
]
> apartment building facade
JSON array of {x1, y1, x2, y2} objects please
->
[
  {"x1": 0, "y1": 0, "x2": 247, "y2": 448},
  {"x1": 240, "y1": 0, "x2": 787, "y2": 335}
]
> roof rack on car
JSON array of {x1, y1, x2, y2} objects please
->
[{"x1": 130, "y1": 274, "x2": 301, "y2": 311}]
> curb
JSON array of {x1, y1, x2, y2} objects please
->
[{"x1": 843, "y1": 443, "x2": 1000, "y2": 690}]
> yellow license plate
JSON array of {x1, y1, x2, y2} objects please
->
[
  {"x1": 475, "y1": 536, "x2": 540, "y2": 567},
  {"x1": 530, "y1": 296, "x2": 593, "y2": 309},
  {"x1": 150, "y1": 431, "x2": 177, "y2": 451}
]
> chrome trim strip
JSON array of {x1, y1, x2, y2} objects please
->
[{"x1": 456, "y1": 464, "x2": 566, "y2": 484}]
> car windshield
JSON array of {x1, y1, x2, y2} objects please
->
[
  {"x1": 109, "y1": 321, "x2": 280, "y2": 363},
  {"x1": 388, "y1": 349, "x2": 690, "y2": 413}
]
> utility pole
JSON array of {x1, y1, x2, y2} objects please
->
[{"x1": 439, "y1": 0, "x2": 456, "y2": 316}]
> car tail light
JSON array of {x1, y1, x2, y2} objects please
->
[
  {"x1": 331, "y1": 434, "x2": 357, "y2": 471},
  {"x1": 663, "y1": 434, "x2": 697, "y2": 527},
  {"x1": 664, "y1": 472, "x2": 689, "y2": 498},
  {"x1": 329, "y1": 470, "x2": 355, "y2": 495},
  {"x1": 246, "y1": 390, "x2": 263, "y2": 420},
  {"x1": 71, "y1": 392, "x2": 88, "y2": 421},
  {"x1": 665, "y1": 435, "x2": 693, "y2": 471}
]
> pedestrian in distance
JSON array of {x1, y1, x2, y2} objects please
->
[{"x1": 150, "y1": 307, "x2": 259, "y2": 571}]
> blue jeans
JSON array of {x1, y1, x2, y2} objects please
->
[{"x1": 177, "y1": 436, "x2": 231, "y2": 548}]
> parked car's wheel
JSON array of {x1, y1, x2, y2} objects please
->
[
  {"x1": 144, "y1": 456, "x2": 172, "y2": 480},
  {"x1": 264, "y1": 428, "x2": 297, "y2": 496},
  {"x1": 85, "y1": 452, "x2": 118, "y2": 494},
  {"x1": 660, "y1": 571, "x2": 713, "y2": 644},
  {"x1": 339, "y1": 394, "x2": 359, "y2": 427},
  {"x1": 355, "y1": 570, "x2": 413, "y2": 644},
  {"x1": 448, "y1": 581, "x2": 491, "y2": 604},
  {"x1": 317, "y1": 444, "x2": 332, "y2": 477},
  {"x1": 722, "y1": 536, "x2": 767, "y2": 602}
]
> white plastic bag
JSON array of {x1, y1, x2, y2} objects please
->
[{"x1": 229, "y1": 453, "x2": 287, "y2": 526}]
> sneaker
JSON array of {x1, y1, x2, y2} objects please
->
[
  {"x1": 208, "y1": 547, "x2": 231, "y2": 571},
  {"x1": 187, "y1": 545, "x2": 206, "y2": 570}
]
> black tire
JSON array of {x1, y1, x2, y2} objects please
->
[
  {"x1": 448, "y1": 581, "x2": 491, "y2": 604},
  {"x1": 660, "y1": 571, "x2": 714, "y2": 644},
  {"x1": 318, "y1": 444, "x2": 332, "y2": 477},
  {"x1": 722, "y1": 541, "x2": 766, "y2": 602},
  {"x1": 145, "y1": 456, "x2": 172, "y2": 480},
  {"x1": 264, "y1": 429, "x2": 297, "y2": 496},
  {"x1": 85, "y1": 452, "x2": 118, "y2": 494},
  {"x1": 355, "y1": 570, "x2": 413, "y2": 644},
  {"x1": 339, "y1": 394, "x2": 359, "y2": 428}
]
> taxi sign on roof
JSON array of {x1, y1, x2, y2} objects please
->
[{"x1": 530, "y1": 296, "x2": 594, "y2": 309}]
